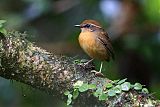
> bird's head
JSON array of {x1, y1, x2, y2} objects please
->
[{"x1": 75, "y1": 19, "x2": 102, "y2": 32}]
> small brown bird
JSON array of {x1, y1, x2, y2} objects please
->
[{"x1": 75, "y1": 19, "x2": 114, "y2": 74}]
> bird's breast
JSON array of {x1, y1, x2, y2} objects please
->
[
  {"x1": 78, "y1": 32, "x2": 109, "y2": 61},
  {"x1": 79, "y1": 32, "x2": 96, "y2": 50}
]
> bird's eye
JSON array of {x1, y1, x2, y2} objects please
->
[{"x1": 84, "y1": 24, "x2": 91, "y2": 28}]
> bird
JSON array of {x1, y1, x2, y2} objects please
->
[{"x1": 75, "y1": 19, "x2": 114, "y2": 76}]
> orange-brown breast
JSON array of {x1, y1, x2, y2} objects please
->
[{"x1": 78, "y1": 31, "x2": 110, "y2": 61}]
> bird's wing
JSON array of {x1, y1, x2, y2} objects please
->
[{"x1": 97, "y1": 31, "x2": 115, "y2": 60}]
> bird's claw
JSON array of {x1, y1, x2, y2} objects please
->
[{"x1": 91, "y1": 70, "x2": 105, "y2": 78}]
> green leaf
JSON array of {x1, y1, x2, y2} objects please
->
[
  {"x1": 112, "y1": 79, "x2": 120, "y2": 84},
  {"x1": 80, "y1": 59, "x2": 88, "y2": 63},
  {"x1": 79, "y1": 83, "x2": 88, "y2": 92},
  {"x1": 73, "y1": 59, "x2": 81, "y2": 64},
  {"x1": 67, "y1": 94, "x2": 72, "y2": 105},
  {"x1": 117, "y1": 78, "x2": 127, "y2": 84},
  {"x1": 93, "y1": 92, "x2": 99, "y2": 97},
  {"x1": 134, "y1": 83, "x2": 142, "y2": 90},
  {"x1": 0, "y1": 20, "x2": 6, "y2": 25},
  {"x1": 99, "y1": 92, "x2": 108, "y2": 101},
  {"x1": 0, "y1": 28, "x2": 7, "y2": 34},
  {"x1": 105, "y1": 83, "x2": 113, "y2": 88},
  {"x1": 73, "y1": 89, "x2": 79, "y2": 99},
  {"x1": 64, "y1": 90, "x2": 70, "y2": 95},
  {"x1": 121, "y1": 82, "x2": 131, "y2": 91},
  {"x1": 142, "y1": 88, "x2": 149, "y2": 94},
  {"x1": 73, "y1": 80, "x2": 83, "y2": 88},
  {"x1": 93, "y1": 88, "x2": 103, "y2": 97},
  {"x1": 107, "y1": 89, "x2": 116, "y2": 97},
  {"x1": 113, "y1": 85, "x2": 122, "y2": 94},
  {"x1": 0, "y1": 20, "x2": 7, "y2": 34},
  {"x1": 88, "y1": 84, "x2": 96, "y2": 89}
]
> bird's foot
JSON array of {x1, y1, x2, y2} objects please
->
[{"x1": 91, "y1": 70, "x2": 105, "y2": 78}]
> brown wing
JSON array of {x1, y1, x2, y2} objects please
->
[{"x1": 97, "y1": 30, "x2": 115, "y2": 61}]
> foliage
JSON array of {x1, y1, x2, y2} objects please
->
[
  {"x1": 0, "y1": 20, "x2": 7, "y2": 34},
  {"x1": 73, "y1": 59, "x2": 89, "y2": 64},
  {"x1": 64, "y1": 79, "x2": 149, "y2": 105}
]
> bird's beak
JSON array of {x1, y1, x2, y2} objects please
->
[{"x1": 74, "y1": 25, "x2": 81, "y2": 27}]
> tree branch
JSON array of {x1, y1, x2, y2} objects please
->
[{"x1": 0, "y1": 31, "x2": 159, "y2": 107}]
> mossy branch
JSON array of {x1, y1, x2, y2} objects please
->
[{"x1": 0, "y1": 31, "x2": 159, "y2": 107}]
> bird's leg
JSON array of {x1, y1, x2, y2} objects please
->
[
  {"x1": 91, "y1": 61, "x2": 104, "y2": 77},
  {"x1": 99, "y1": 62, "x2": 103, "y2": 72}
]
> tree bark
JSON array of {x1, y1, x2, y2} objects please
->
[{"x1": 0, "y1": 31, "x2": 159, "y2": 107}]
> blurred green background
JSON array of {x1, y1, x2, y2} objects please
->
[{"x1": 0, "y1": 0, "x2": 160, "y2": 106}]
